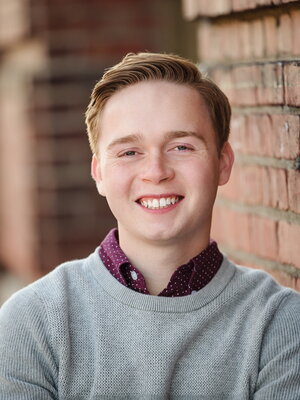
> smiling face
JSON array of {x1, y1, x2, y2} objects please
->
[{"x1": 92, "y1": 81, "x2": 233, "y2": 255}]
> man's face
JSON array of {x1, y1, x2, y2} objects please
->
[{"x1": 92, "y1": 81, "x2": 233, "y2": 251}]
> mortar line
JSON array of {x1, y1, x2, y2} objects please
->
[
  {"x1": 220, "y1": 245, "x2": 300, "y2": 278},
  {"x1": 216, "y1": 197, "x2": 300, "y2": 225},
  {"x1": 199, "y1": 57, "x2": 300, "y2": 71},
  {"x1": 231, "y1": 106, "x2": 300, "y2": 115},
  {"x1": 234, "y1": 153, "x2": 297, "y2": 170}
]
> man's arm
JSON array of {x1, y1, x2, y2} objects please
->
[
  {"x1": 0, "y1": 289, "x2": 58, "y2": 399},
  {"x1": 254, "y1": 291, "x2": 300, "y2": 399}
]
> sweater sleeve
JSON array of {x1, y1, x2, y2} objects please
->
[
  {"x1": 253, "y1": 291, "x2": 300, "y2": 400},
  {"x1": 0, "y1": 289, "x2": 58, "y2": 400}
]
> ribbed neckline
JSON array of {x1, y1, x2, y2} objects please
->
[{"x1": 87, "y1": 247, "x2": 236, "y2": 313}]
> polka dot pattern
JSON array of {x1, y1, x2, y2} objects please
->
[{"x1": 99, "y1": 229, "x2": 223, "y2": 297}]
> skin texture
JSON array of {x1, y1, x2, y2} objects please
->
[{"x1": 91, "y1": 81, "x2": 234, "y2": 294}]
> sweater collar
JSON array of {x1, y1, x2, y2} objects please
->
[{"x1": 87, "y1": 247, "x2": 236, "y2": 313}]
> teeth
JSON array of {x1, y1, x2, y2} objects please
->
[
  {"x1": 152, "y1": 199, "x2": 159, "y2": 208},
  {"x1": 139, "y1": 196, "x2": 181, "y2": 209},
  {"x1": 159, "y1": 198, "x2": 166, "y2": 207}
]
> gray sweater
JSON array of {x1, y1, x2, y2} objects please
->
[{"x1": 0, "y1": 248, "x2": 300, "y2": 399}]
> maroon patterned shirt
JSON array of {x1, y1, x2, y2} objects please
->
[{"x1": 99, "y1": 229, "x2": 223, "y2": 297}]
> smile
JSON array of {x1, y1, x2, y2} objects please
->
[{"x1": 137, "y1": 196, "x2": 183, "y2": 210}]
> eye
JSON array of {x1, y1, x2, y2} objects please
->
[
  {"x1": 118, "y1": 150, "x2": 138, "y2": 157},
  {"x1": 174, "y1": 145, "x2": 193, "y2": 151}
]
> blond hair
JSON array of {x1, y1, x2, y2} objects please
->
[{"x1": 85, "y1": 52, "x2": 231, "y2": 154}]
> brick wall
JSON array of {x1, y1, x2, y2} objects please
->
[
  {"x1": 183, "y1": 0, "x2": 300, "y2": 291},
  {"x1": 0, "y1": 0, "x2": 45, "y2": 279},
  {"x1": 0, "y1": 0, "x2": 195, "y2": 280}
]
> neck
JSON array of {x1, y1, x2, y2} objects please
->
[{"x1": 118, "y1": 230, "x2": 210, "y2": 295}]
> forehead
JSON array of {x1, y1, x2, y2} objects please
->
[{"x1": 98, "y1": 81, "x2": 215, "y2": 146}]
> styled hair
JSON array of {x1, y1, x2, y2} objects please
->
[{"x1": 85, "y1": 52, "x2": 231, "y2": 154}]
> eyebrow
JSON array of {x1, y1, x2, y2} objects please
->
[
  {"x1": 165, "y1": 130, "x2": 206, "y2": 143},
  {"x1": 106, "y1": 130, "x2": 205, "y2": 151},
  {"x1": 106, "y1": 133, "x2": 143, "y2": 151}
]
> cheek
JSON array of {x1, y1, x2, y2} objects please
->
[
  {"x1": 102, "y1": 165, "x2": 133, "y2": 196},
  {"x1": 185, "y1": 159, "x2": 219, "y2": 184}
]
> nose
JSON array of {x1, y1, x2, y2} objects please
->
[{"x1": 140, "y1": 153, "x2": 174, "y2": 184}]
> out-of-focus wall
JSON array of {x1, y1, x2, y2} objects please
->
[
  {"x1": 0, "y1": 0, "x2": 196, "y2": 283},
  {"x1": 183, "y1": 0, "x2": 300, "y2": 291}
]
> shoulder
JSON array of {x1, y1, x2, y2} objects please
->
[
  {"x1": 0, "y1": 252, "x2": 99, "y2": 398},
  {"x1": 228, "y1": 259, "x2": 297, "y2": 298},
  {"x1": 0, "y1": 248, "x2": 102, "y2": 378},
  {"x1": 0, "y1": 249, "x2": 99, "y2": 323},
  {"x1": 226, "y1": 258, "x2": 300, "y2": 324}
]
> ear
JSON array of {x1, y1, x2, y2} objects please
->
[
  {"x1": 218, "y1": 142, "x2": 234, "y2": 186},
  {"x1": 91, "y1": 154, "x2": 106, "y2": 196}
]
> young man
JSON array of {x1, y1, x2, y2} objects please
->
[{"x1": 0, "y1": 53, "x2": 299, "y2": 399}]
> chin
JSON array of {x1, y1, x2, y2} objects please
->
[{"x1": 139, "y1": 227, "x2": 182, "y2": 244}]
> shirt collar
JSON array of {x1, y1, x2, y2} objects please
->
[{"x1": 99, "y1": 228, "x2": 223, "y2": 296}]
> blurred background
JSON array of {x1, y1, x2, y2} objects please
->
[
  {"x1": 1, "y1": 0, "x2": 299, "y2": 304},
  {"x1": 0, "y1": 0, "x2": 196, "y2": 302}
]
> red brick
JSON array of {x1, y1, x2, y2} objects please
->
[
  {"x1": 198, "y1": 0, "x2": 231, "y2": 16},
  {"x1": 240, "y1": 165, "x2": 263, "y2": 205},
  {"x1": 278, "y1": 13, "x2": 293, "y2": 55},
  {"x1": 197, "y1": 22, "x2": 217, "y2": 62},
  {"x1": 244, "y1": 114, "x2": 270, "y2": 156},
  {"x1": 0, "y1": 87, "x2": 39, "y2": 280},
  {"x1": 232, "y1": 0, "x2": 256, "y2": 11},
  {"x1": 211, "y1": 68, "x2": 235, "y2": 103},
  {"x1": 250, "y1": 215, "x2": 278, "y2": 260},
  {"x1": 212, "y1": 206, "x2": 299, "y2": 269},
  {"x1": 271, "y1": 114, "x2": 300, "y2": 159},
  {"x1": 242, "y1": 114, "x2": 273, "y2": 157},
  {"x1": 287, "y1": 170, "x2": 300, "y2": 213},
  {"x1": 278, "y1": 221, "x2": 300, "y2": 268},
  {"x1": 212, "y1": 0, "x2": 231, "y2": 15},
  {"x1": 214, "y1": 63, "x2": 285, "y2": 107},
  {"x1": 185, "y1": 0, "x2": 232, "y2": 18},
  {"x1": 198, "y1": 21, "x2": 244, "y2": 63},
  {"x1": 182, "y1": 0, "x2": 199, "y2": 20},
  {"x1": 224, "y1": 22, "x2": 240, "y2": 61},
  {"x1": 219, "y1": 164, "x2": 289, "y2": 210},
  {"x1": 263, "y1": 16, "x2": 278, "y2": 57},
  {"x1": 257, "y1": 63, "x2": 284, "y2": 104},
  {"x1": 256, "y1": 0, "x2": 272, "y2": 4},
  {"x1": 261, "y1": 167, "x2": 289, "y2": 210},
  {"x1": 0, "y1": 0, "x2": 29, "y2": 47},
  {"x1": 251, "y1": 19, "x2": 265, "y2": 58},
  {"x1": 230, "y1": 114, "x2": 246, "y2": 153},
  {"x1": 218, "y1": 164, "x2": 263, "y2": 205},
  {"x1": 245, "y1": 114, "x2": 268, "y2": 155},
  {"x1": 231, "y1": 114, "x2": 299, "y2": 160},
  {"x1": 212, "y1": 206, "x2": 252, "y2": 253},
  {"x1": 259, "y1": 114, "x2": 274, "y2": 156},
  {"x1": 232, "y1": 65, "x2": 259, "y2": 105},
  {"x1": 240, "y1": 21, "x2": 252, "y2": 59},
  {"x1": 284, "y1": 63, "x2": 300, "y2": 106},
  {"x1": 291, "y1": 9, "x2": 300, "y2": 56}
]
